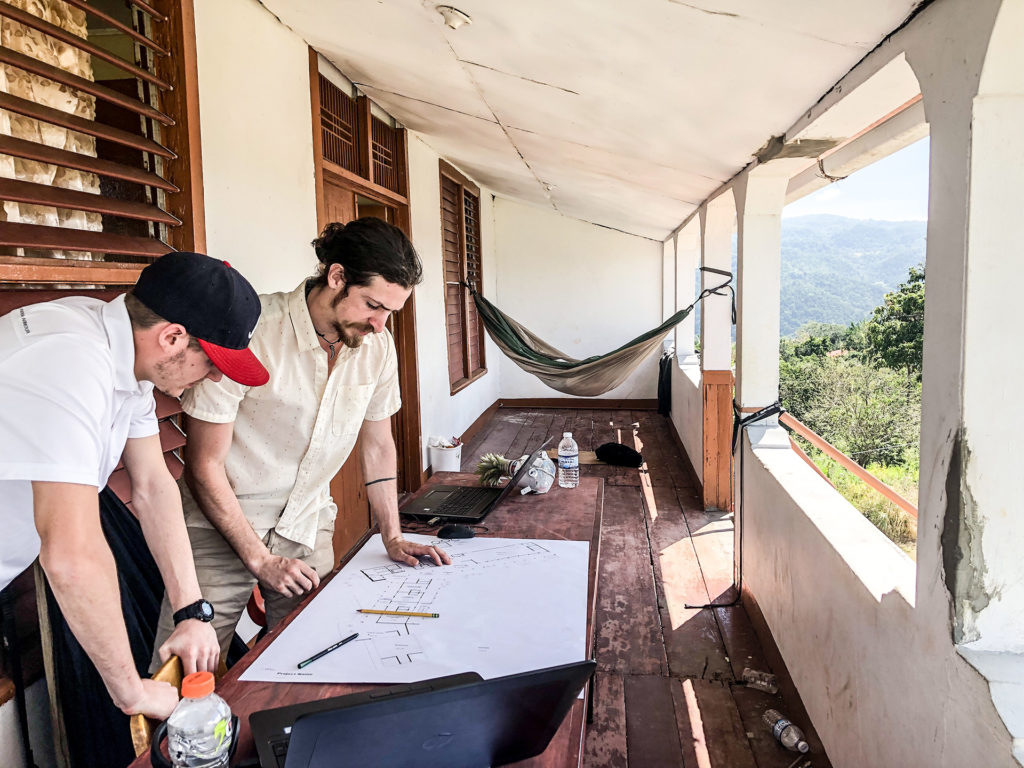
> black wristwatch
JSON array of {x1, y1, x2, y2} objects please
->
[{"x1": 173, "y1": 599, "x2": 215, "y2": 625}]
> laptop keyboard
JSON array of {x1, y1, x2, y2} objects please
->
[{"x1": 432, "y1": 487, "x2": 497, "y2": 517}]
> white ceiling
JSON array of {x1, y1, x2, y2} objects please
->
[{"x1": 261, "y1": 0, "x2": 924, "y2": 240}]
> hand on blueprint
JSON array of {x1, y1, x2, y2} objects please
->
[
  {"x1": 255, "y1": 553, "x2": 321, "y2": 597},
  {"x1": 385, "y1": 536, "x2": 453, "y2": 567}
]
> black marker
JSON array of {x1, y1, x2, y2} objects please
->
[{"x1": 297, "y1": 632, "x2": 359, "y2": 669}]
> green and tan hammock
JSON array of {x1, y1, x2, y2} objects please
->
[{"x1": 471, "y1": 268, "x2": 733, "y2": 397}]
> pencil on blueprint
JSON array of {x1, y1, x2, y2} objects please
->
[{"x1": 357, "y1": 608, "x2": 439, "y2": 618}]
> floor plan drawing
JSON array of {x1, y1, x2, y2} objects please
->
[{"x1": 240, "y1": 533, "x2": 589, "y2": 685}]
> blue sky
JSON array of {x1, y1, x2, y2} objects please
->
[{"x1": 782, "y1": 137, "x2": 929, "y2": 221}]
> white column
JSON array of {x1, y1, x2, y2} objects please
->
[
  {"x1": 699, "y1": 197, "x2": 734, "y2": 372},
  {"x1": 675, "y1": 222, "x2": 700, "y2": 364},
  {"x1": 661, "y1": 238, "x2": 675, "y2": 354},
  {"x1": 906, "y1": 1, "x2": 1024, "y2": 760},
  {"x1": 732, "y1": 159, "x2": 806, "y2": 445}
]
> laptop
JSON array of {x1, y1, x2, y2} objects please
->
[
  {"x1": 250, "y1": 660, "x2": 596, "y2": 768},
  {"x1": 251, "y1": 672, "x2": 483, "y2": 768},
  {"x1": 401, "y1": 438, "x2": 552, "y2": 523}
]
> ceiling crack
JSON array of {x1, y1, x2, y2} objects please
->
[
  {"x1": 445, "y1": 39, "x2": 560, "y2": 214},
  {"x1": 665, "y1": 1, "x2": 739, "y2": 18},
  {"x1": 458, "y1": 59, "x2": 580, "y2": 95},
  {"x1": 351, "y1": 82, "x2": 497, "y2": 123}
]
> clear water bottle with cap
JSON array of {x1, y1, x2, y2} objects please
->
[
  {"x1": 763, "y1": 708, "x2": 809, "y2": 753},
  {"x1": 557, "y1": 431, "x2": 579, "y2": 488},
  {"x1": 166, "y1": 671, "x2": 233, "y2": 767}
]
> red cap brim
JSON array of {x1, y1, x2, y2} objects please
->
[{"x1": 198, "y1": 339, "x2": 269, "y2": 387}]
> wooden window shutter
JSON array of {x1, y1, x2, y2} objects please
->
[
  {"x1": 0, "y1": 0, "x2": 201, "y2": 286},
  {"x1": 463, "y1": 188, "x2": 484, "y2": 374},
  {"x1": 439, "y1": 159, "x2": 485, "y2": 392},
  {"x1": 318, "y1": 74, "x2": 360, "y2": 174},
  {"x1": 440, "y1": 173, "x2": 465, "y2": 386}
]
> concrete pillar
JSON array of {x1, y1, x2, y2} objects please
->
[
  {"x1": 733, "y1": 160, "x2": 807, "y2": 443},
  {"x1": 699, "y1": 197, "x2": 735, "y2": 510},
  {"x1": 675, "y1": 222, "x2": 700, "y2": 364},
  {"x1": 906, "y1": 0, "x2": 1024, "y2": 760},
  {"x1": 699, "y1": 197, "x2": 734, "y2": 371},
  {"x1": 662, "y1": 237, "x2": 674, "y2": 324}
]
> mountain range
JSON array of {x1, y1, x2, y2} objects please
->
[{"x1": 767, "y1": 214, "x2": 926, "y2": 337}]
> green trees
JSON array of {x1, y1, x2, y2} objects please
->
[
  {"x1": 774, "y1": 266, "x2": 929, "y2": 552},
  {"x1": 777, "y1": 265, "x2": 925, "y2": 553},
  {"x1": 779, "y1": 265, "x2": 925, "y2": 468},
  {"x1": 865, "y1": 265, "x2": 925, "y2": 379}
]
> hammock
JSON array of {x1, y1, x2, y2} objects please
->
[{"x1": 472, "y1": 268, "x2": 733, "y2": 397}]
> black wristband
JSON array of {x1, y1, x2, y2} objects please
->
[
  {"x1": 173, "y1": 599, "x2": 215, "y2": 625},
  {"x1": 365, "y1": 476, "x2": 396, "y2": 487}
]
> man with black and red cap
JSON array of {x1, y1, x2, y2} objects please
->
[{"x1": 0, "y1": 251, "x2": 268, "y2": 722}]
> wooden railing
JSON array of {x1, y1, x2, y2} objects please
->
[{"x1": 779, "y1": 411, "x2": 918, "y2": 519}]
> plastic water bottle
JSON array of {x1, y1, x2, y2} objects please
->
[
  {"x1": 763, "y1": 709, "x2": 809, "y2": 753},
  {"x1": 167, "y1": 671, "x2": 233, "y2": 767},
  {"x1": 558, "y1": 431, "x2": 579, "y2": 488}
]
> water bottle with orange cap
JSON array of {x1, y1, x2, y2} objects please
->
[{"x1": 150, "y1": 671, "x2": 237, "y2": 768}]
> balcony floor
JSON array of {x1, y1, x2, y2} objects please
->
[{"x1": 459, "y1": 406, "x2": 832, "y2": 768}]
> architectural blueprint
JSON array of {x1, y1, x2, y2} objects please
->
[{"x1": 240, "y1": 533, "x2": 590, "y2": 684}]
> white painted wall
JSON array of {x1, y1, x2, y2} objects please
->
[
  {"x1": 407, "y1": 135, "x2": 500, "y2": 469},
  {"x1": 0, "y1": 680, "x2": 56, "y2": 768},
  {"x1": 669, "y1": 361, "x2": 702, "y2": 485},
  {"x1": 744, "y1": 444, "x2": 1012, "y2": 767},
  {"x1": 492, "y1": 198, "x2": 663, "y2": 400},
  {"x1": 194, "y1": 0, "x2": 319, "y2": 293},
  {"x1": 736, "y1": 0, "x2": 1019, "y2": 765}
]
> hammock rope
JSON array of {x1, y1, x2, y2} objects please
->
[{"x1": 470, "y1": 268, "x2": 733, "y2": 397}]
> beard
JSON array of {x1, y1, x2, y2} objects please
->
[
  {"x1": 153, "y1": 347, "x2": 189, "y2": 396},
  {"x1": 329, "y1": 288, "x2": 374, "y2": 348},
  {"x1": 327, "y1": 320, "x2": 374, "y2": 349}
]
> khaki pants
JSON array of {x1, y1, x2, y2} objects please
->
[{"x1": 150, "y1": 524, "x2": 335, "y2": 673}]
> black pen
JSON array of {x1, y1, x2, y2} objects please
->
[{"x1": 297, "y1": 632, "x2": 359, "y2": 669}]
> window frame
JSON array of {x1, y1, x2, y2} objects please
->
[{"x1": 439, "y1": 159, "x2": 487, "y2": 394}]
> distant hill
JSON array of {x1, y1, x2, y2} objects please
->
[{"x1": 772, "y1": 214, "x2": 926, "y2": 336}]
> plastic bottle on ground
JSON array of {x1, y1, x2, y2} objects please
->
[
  {"x1": 167, "y1": 671, "x2": 233, "y2": 768},
  {"x1": 763, "y1": 708, "x2": 809, "y2": 753},
  {"x1": 557, "y1": 431, "x2": 579, "y2": 488}
]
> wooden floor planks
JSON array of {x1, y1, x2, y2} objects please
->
[{"x1": 467, "y1": 407, "x2": 830, "y2": 768}]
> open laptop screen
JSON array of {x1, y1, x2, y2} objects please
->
[{"x1": 281, "y1": 660, "x2": 595, "y2": 768}]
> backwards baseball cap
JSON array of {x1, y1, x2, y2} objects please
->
[{"x1": 134, "y1": 252, "x2": 269, "y2": 386}]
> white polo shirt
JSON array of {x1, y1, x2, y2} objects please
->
[
  {"x1": 0, "y1": 295, "x2": 158, "y2": 591},
  {"x1": 179, "y1": 281, "x2": 401, "y2": 554}
]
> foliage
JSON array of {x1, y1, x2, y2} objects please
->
[
  {"x1": 774, "y1": 235, "x2": 926, "y2": 554},
  {"x1": 866, "y1": 265, "x2": 925, "y2": 379},
  {"x1": 781, "y1": 354, "x2": 921, "y2": 466},
  {"x1": 805, "y1": 447, "x2": 919, "y2": 556}
]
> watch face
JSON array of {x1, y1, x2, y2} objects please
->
[{"x1": 198, "y1": 600, "x2": 214, "y2": 620}]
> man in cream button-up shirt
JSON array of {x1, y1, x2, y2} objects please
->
[{"x1": 152, "y1": 219, "x2": 451, "y2": 663}]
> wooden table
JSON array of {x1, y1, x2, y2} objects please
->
[{"x1": 131, "y1": 474, "x2": 603, "y2": 768}]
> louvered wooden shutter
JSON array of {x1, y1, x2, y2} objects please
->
[
  {"x1": 319, "y1": 74, "x2": 360, "y2": 174},
  {"x1": 463, "y1": 188, "x2": 484, "y2": 374},
  {"x1": 440, "y1": 172, "x2": 465, "y2": 385},
  {"x1": 439, "y1": 160, "x2": 485, "y2": 392},
  {"x1": 317, "y1": 76, "x2": 407, "y2": 198},
  {"x1": 0, "y1": 0, "x2": 201, "y2": 285}
]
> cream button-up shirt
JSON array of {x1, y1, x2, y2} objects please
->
[{"x1": 180, "y1": 281, "x2": 401, "y2": 554}]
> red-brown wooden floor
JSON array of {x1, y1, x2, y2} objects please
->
[{"x1": 459, "y1": 407, "x2": 832, "y2": 768}]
